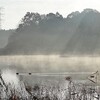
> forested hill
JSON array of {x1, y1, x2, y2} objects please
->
[
  {"x1": 0, "y1": 30, "x2": 13, "y2": 49},
  {"x1": 1, "y1": 9, "x2": 100, "y2": 55}
]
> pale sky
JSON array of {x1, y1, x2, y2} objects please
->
[{"x1": 0, "y1": 0, "x2": 100, "y2": 30}]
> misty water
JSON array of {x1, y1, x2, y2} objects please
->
[
  {"x1": 0, "y1": 55, "x2": 99, "y2": 71},
  {"x1": 0, "y1": 55, "x2": 99, "y2": 85}
]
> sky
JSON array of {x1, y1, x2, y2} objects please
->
[{"x1": 0, "y1": 0, "x2": 100, "y2": 30}]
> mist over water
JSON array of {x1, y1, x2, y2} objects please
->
[{"x1": 0, "y1": 55, "x2": 99, "y2": 73}]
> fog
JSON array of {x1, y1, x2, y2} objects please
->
[{"x1": 0, "y1": 55, "x2": 99, "y2": 73}]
